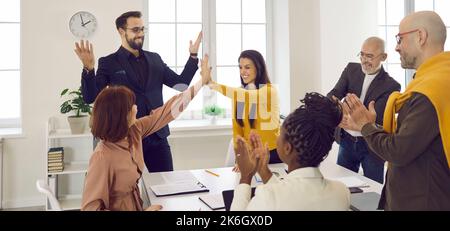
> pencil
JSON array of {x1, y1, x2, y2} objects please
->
[{"x1": 205, "y1": 169, "x2": 220, "y2": 177}]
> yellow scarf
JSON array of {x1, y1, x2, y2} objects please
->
[{"x1": 383, "y1": 51, "x2": 450, "y2": 168}]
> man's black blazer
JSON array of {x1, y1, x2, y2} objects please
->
[
  {"x1": 327, "y1": 63, "x2": 401, "y2": 144},
  {"x1": 81, "y1": 47, "x2": 198, "y2": 139}
]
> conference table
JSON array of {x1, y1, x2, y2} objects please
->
[{"x1": 141, "y1": 158, "x2": 383, "y2": 211}]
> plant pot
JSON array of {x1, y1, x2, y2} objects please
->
[
  {"x1": 67, "y1": 115, "x2": 88, "y2": 134},
  {"x1": 205, "y1": 115, "x2": 217, "y2": 125}
]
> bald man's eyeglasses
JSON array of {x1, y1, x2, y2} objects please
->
[{"x1": 395, "y1": 29, "x2": 419, "y2": 45}]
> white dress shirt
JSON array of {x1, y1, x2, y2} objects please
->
[
  {"x1": 344, "y1": 72, "x2": 377, "y2": 137},
  {"x1": 231, "y1": 167, "x2": 350, "y2": 211}
]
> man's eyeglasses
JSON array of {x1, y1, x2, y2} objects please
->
[
  {"x1": 357, "y1": 52, "x2": 384, "y2": 61},
  {"x1": 395, "y1": 29, "x2": 419, "y2": 45},
  {"x1": 125, "y1": 26, "x2": 147, "y2": 34}
]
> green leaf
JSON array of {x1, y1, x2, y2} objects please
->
[
  {"x1": 59, "y1": 86, "x2": 90, "y2": 116},
  {"x1": 60, "y1": 88, "x2": 69, "y2": 96},
  {"x1": 60, "y1": 104, "x2": 73, "y2": 114}
]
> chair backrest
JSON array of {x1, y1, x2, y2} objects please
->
[
  {"x1": 36, "y1": 179, "x2": 62, "y2": 211},
  {"x1": 224, "y1": 138, "x2": 235, "y2": 167}
]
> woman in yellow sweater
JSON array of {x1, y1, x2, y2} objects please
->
[{"x1": 209, "y1": 50, "x2": 281, "y2": 164}]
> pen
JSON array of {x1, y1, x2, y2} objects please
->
[{"x1": 205, "y1": 169, "x2": 220, "y2": 177}]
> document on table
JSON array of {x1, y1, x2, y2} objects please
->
[
  {"x1": 149, "y1": 171, "x2": 209, "y2": 197},
  {"x1": 199, "y1": 194, "x2": 225, "y2": 210},
  {"x1": 331, "y1": 176, "x2": 370, "y2": 188}
]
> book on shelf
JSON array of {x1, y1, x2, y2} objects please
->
[
  {"x1": 48, "y1": 159, "x2": 63, "y2": 163},
  {"x1": 48, "y1": 147, "x2": 64, "y2": 154},
  {"x1": 48, "y1": 153, "x2": 63, "y2": 157},
  {"x1": 48, "y1": 162, "x2": 64, "y2": 167},
  {"x1": 48, "y1": 166, "x2": 64, "y2": 172},
  {"x1": 48, "y1": 167, "x2": 64, "y2": 173},
  {"x1": 48, "y1": 147, "x2": 64, "y2": 169}
]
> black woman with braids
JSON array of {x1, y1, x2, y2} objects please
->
[{"x1": 231, "y1": 92, "x2": 350, "y2": 211}]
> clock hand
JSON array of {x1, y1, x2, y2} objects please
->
[
  {"x1": 80, "y1": 14, "x2": 85, "y2": 26},
  {"x1": 82, "y1": 20, "x2": 91, "y2": 26}
]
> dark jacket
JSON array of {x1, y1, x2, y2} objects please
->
[
  {"x1": 362, "y1": 93, "x2": 450, "y2": 210},
  {"x1": 327, "y1": 63, "x2": 401, "y2": 144},
  {"x1": 81, "y1": 46, "x2": 198, "y2": 139}
]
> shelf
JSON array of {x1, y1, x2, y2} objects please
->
[
  {"x1": 59, "y1": 198, "x2": 82, "y2": 211},
  {"x1": 48, "y1": 129, "x2": 92, "y2": 139},
  {"x1": 47, "y1": 162, "x2": 88, "y2": 175}
]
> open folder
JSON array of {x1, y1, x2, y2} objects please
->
[{"x1": 148, "y1": 171, "x2": 209, "y2": 197}]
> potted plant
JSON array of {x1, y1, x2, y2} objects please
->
[
  {"x1": 60, "y1": 87, "x2": 92, "y2": 134},
  {"x1": 203, "y1": 105, "x2": 224, "y2": 124}
]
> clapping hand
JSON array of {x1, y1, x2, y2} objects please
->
[
  {"x1": 235, "y1": 136, "x2": 259, "y2": 184},
  {"x1": 340, "y1": 94, "x2": 377, "y2": 131},
  {"x1": 249, "y1": 131, "x2": 272, "y2": 183}
]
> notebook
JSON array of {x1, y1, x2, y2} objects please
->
[
  {"x1": 222, "y1": 187, "x2": 256, "y2": 211},
  {"x1": 148, "y1": 171, "x2": 209, "y2": 197},
  {"x1": 199, "y1": 194, "x2": 225, "y2": 210},
  {"x1": 350, "y1": 192, "x2": 381, "y2": 211}
]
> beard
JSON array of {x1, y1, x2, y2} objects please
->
[
  {"x1": 400, "y1": 54, "x2": 417, "y2": 69},
  {"x1": 361, "y1": 62, "x2": 381, "y2": 75},
  {"x1": 126, "y1": 34, "x2": 144, "y2": 50}
]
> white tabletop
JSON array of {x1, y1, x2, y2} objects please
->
[{"x1": 141, "y1": 158, "x2": 383, "y2": 211}]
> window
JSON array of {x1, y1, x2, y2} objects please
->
[
  {"x1": 215, "y1": 0, "x2": 268, "y2": 117},
  {"x1": 378, "y1": 0, "x2": 450, "y2": 91},
  {"x1": 146, "y1": 0, "x2": 270, "y2": 120},
  {"x1": 377, "y1": 0, "x2": 406, "y2": 91},
  {"x1": 0, "y1": 0, "x2": 21, "y2": 129}
]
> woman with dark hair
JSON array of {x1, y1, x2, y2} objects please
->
[
  {"x1": 231, "y1": 92, "x2": 350, "y2": 210},
  {"x1": 208, "y1": 50, "x2": 281, "y2": 167},
  {"x1": 80, "y1": 56, "x2": 211, "y2": 211}
]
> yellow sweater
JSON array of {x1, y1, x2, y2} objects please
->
[
  {"x1": 383, "y1": 51, "x2": 450, "y2": 168},
  {"x1": 209, "y1": 82, "x2": 280, "y2": 151}
]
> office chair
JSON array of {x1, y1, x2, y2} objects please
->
[
  {"x1": 36, "y1": 179, "x2": 62, "y2": 211},
  {"x1": 224, "y1": 138, "x2": 235, "y2": 167}
]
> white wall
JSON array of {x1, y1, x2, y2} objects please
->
[
  {"x1": 3, "y1": 0, "x2": 144, "y2": 208},
  {"x1": 288, "y1": 0, "x2": 322, "y2": 111},
  {"x1": 272, "y1": 0, "x2": 290, "y2": 116},
  {"x1": 319, "y1": 0, "x2": 378, "y2": 94},
  {"x1": 287, "y1": 0, "x2": 377, "y2": 109}
]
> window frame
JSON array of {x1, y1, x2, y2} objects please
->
[
  {"x1": 0, "y1": 0, "x2": 21, "y2": 129},
  {"x1": 144, "y1": 0, "x2": 273, "y2": 121},
  {"x1": 378, "y1": 0, "x2": 449, "y2": 90}
]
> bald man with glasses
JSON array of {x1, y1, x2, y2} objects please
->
[
  {"x1": 327, "y1": 37, "x2": 401, "y2": 184},
  {"x1": 341, "y1": 11, "x2": 450, "y2": 211}
]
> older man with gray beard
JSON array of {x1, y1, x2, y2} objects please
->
[{"x1": 327, "y1": 37, "x2": 401, "y2": 184}]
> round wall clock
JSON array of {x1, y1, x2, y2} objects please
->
[{"x1": 69, "y1": 11, "x2": 98, "y2": 38}]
